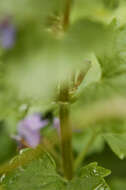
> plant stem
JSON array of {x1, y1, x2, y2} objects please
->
[
  {"x1": 59, "y1": 84, "x2": 73, "y2": 180},
  {"x1": 74, "y1": 131, "x2": 97, "y2": 170},
  {"x1": 63, "y1": 0, "x2": 72, "y2": 30}
]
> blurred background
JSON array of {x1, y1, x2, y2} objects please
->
[{"x1": 1, "y1": 0, "x2": 126, "y2": 189}]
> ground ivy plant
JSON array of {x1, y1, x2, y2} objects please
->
[{"x1": 0, "y1": 0, "x2": 126, "y2": 190}]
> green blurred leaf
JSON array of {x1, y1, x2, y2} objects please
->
[
  {"x1": 103, "y1": 0, "x2": 119, "y2": 10},
  {"x1": 1, "y1": 18, "x2": 114, "y2": 106},
  {"x1": 64, "y1": 19, "x2": 114, "y2": 57},
  {"x1": 72, "y1": 54, "x2": 126, "y2": 115},
  {"x1": 0, "y1": 0, "x2": 64, "y2": 23},
  {"x1": 0, "y1": 124, "x2": 16, "y2": 164},
  {"x1": 73, "y1": 128, "x2": 104, "y2": 155},
  {"x1": 72, "y1": 98, "x2": 126, "y2": 129},
  {"x1": 71, "y1": 0, "x2": 107, "y2": 22},
  {"x1": 104, "y1": 133, "x2": 126, "y2": 159}
]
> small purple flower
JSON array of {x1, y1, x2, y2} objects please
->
[
  {"x1": 0, "y1": 17, "x2": 16, "y2": 49},
  {"x1": 15, "y1": 113, "x2": 48, "y2": 148}
]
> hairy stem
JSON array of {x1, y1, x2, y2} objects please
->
[{"x1": 59, "y1": 85, "x2": 73, "y2": 180}]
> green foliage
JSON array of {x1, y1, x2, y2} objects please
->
[
  {"x1": 1, "y1": 0, "x2": 126, "y2": 189},
  {"x1": 0, "y1": 0, "x2": 64, "y2": 23},
  {"x1": 0, "y1": 17, "x2": 115, "y2": 109},
  {"x1": 0, "y1": 124, "x2": 16, "y2": 164},
  {"x1": 0, "y1": 149, "x2": 111, "y2": 190},
  {"x1": 69, "y1": 20, "x2": 126, "y2": 164},
  {"x1": 77, "y1": 162, "x2": 111, "y2": 178},
  {"x1": 104, "y1": 133, "x2": 126, "y2": 159},
  {"x1": 64, "y1": 19, "x2": 114, "y2": 56},
  {"x1": 1, "y1": 152, "x2": 66, "y2": 190},
  {"x1": 68, "y1": 162, "x2": 111, "y2": 190},
  {"x1": 0, "y1": 0, "x2": 119, "y2": 113},
  {"x1": 110, "y1": 178, "x2": 126, "y2": 189},
  {"x1": 73, "y1": 128, "x2": 104, "y2": 155},
  {"x1": 103, "y1": 0, "x2": 119, "y2": 10}
]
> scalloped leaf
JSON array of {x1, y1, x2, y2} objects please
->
[
  {"x1": 68, "y1": 162, "x2": 111, "y2": 190},
  {"x1": 0, "y1": 147, "x2": 111, "y2": 190},
  {"x1": 0, "y1": 149, "x2": 66, "y2": 190}
]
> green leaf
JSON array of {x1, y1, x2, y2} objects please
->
[
  {"x1": 72, "y1": 53, "x2": 126, "y2": 114},
  {"x1": 82, "y1": 54, "x2": 102, "y2": 88},
  {"x1": 0, "y1": 124, "x2": 16, "y2": 164},
  {"x1": 72, "y1": 54, "x2": 102, "y2": 99},
  {"x1": 0, "y1": 149, "x2": 66, "y2": 190},
  {"x1": 104, "y1": 133, "x2": 126, "y2": 159},
  {"x1": 65, "y1": 19, "x2": 114, "y2": 56},
  {"x1": 101, "y1": 119, "x2": 126, "y2": 134},
  {"x1": 68, "y1": 177, "x2": 110, "y2": 190},
  {"x1": 0, "y1": 145, "x2": 111, "y2": 190},
  {"x1": 68, "y1": 163, "x2": 111, "y2": 190},
  {"x1": 77, "y1": 162, "x2": 111, "y2": 178}
]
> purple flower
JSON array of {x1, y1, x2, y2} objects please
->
[
  {"x1": 16, "y1": 113, "x2": 48, "y2": 148},
  {"x1": 0, "y1": 18, "x2": 16, "y2": 49}
]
